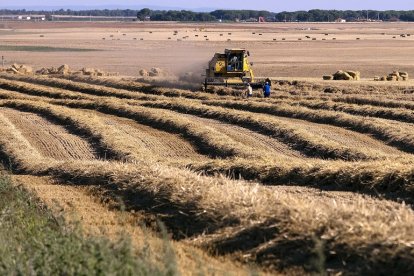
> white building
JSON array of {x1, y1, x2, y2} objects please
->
[{"x1": 335, "y1": 18, "x2": 347, "y2": 23}]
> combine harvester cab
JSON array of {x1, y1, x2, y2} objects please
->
[{"x1": 204, "y1": 49, "x2": 266, "y2": 90}]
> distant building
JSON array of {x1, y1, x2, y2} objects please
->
[
  {"x1": 335, "y1": 18, "x2": 346, "y2": 23},
  {"x1": 1, "y1": 14, "x2": 45, "y2": 21},
  {"x1": 51, "y1": 15, "x2": 136, "y2": 22}
]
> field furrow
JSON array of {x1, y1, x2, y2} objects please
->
[
  {"x1": 83, "y1": 110, "x2": 208, "y2": 162},
  {"x1": 283, "y1": 99, "x2": 414, "y2": 125},
  {"x1": 2, "y1": 71, "x2": 414, "y2": 275},
  {"x1": 180, "y1": 114, "x2": 304, "y2": 159},
  {"x1": 205, "y1": 100, "x2": 414, "y2": 154},
  {"x1": 0, "y1": 107, "x2": 97, "y2": 160},
  {"x1": 272, "y1": 115, "x2": 404, "y2": 156},
  {"x1": 0, "y1": 113, "x2": 414, "y2": 275},
  {"x1": 142, "y1": 100, "x2": 403, "y2": 161}
]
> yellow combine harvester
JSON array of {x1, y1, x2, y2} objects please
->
[{"x1": 203, "y1": 48, "x2": 268, "y2": 90}]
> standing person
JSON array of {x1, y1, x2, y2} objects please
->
[
  {"x1": 246, "y1": 83, "x2": 253, "y2": 98},
  {"x1": 263, "y1": 82, "x2": 271, "y2": 98},
  {"x1": 230, "y1": 55, "x2": 239, "y2": 70}
]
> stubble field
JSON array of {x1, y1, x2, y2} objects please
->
[{"x1": 1, "y1": 21, "x2": 414, "y2": 275}]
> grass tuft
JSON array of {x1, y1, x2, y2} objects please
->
[{"x1": 0, "y1": 174, "x2": 166, "y2": 275}]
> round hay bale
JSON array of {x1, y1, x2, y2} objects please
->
[
  {"x1": 18, "y1": 65, "x2": 33, "y2": 75},
  {"x1": 139, "y1": 69, "x2": 149, "y2": 77},
  {"x1": 36, "y1": 68, "x2": 49, "y2": 75},
  {"x1": 399, "y1": 72, "x2": 409, "y2": 77},
  {"x1": 57, "y1": 64, "x2": 70, "y2": 75},
  {"x1": 148, "y1": 67, "x2": 164, "y2": 77},
  {"x1": 333, "y1": 70, "x2": 352, "y2": 81},
  {"x1": 346, "y1": 71, "x2": 361, "y2": 80},
  {"x1": 391, "y1": 71, "x2": 400, "y2": 77},
  {"x1": 82, "y1": 68, "x2": 96, "y2": 76}
]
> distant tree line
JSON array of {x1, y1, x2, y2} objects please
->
[{"x1": 1, "y1": 8, "x2": 414, "y2": 22}]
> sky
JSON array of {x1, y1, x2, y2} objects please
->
[{"x1": 2, "y1": 0, "x2": 414, "y2": 11}]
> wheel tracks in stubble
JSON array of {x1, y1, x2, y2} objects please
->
[
  {"x1": 0, "y1": 74, "x2": 408, "y2": 160},
  {"x1": 81, "y1": 109, "x2": 208, "y2": 162},
  {"x1": 179, "y1": 113, "x2": 304, "y2": 159},
  {"x1": 0, "y1": 107, "x2": 97, "y2": 160},
  {"x1": 1, "y1": 75, "x2": 414, "y2": 274}
]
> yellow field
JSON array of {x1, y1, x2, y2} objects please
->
[
  {"x1": 1, "y1": 21, "x2": 414, "y2": 275},
  {"x1": 1, "y1": 21, "x2": 414, "y2": 78},
  {"x1": 0, "y1": 71, "x2": 413, "y2": 274}
]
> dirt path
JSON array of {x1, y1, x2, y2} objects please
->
[
  {"x1": 180, "y1": 114, "x2": 304, "y2": 159},
  {"x1": 273, "y1": 115, "x2": 406, "y2": 156},
  {"x1": 84, "y1": 110, "x2": 208, "y2": 162},
  {"x1": 0, "y1": 107, "x2": 97, "y2": 160},
  {"x1": 12, "y1": 175, "x2": 255, "y2": 276}
]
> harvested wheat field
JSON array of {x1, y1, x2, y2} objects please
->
[
  {"x1": 1, "y1": 69, "x2": 414, "y2": 275},
  {"x1": 2, "y1": 21, "x2": 414, "y2": 275}
]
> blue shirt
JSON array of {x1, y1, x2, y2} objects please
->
[{"x1": 263, "y1": 84, "x2": 271, "y2": 94}]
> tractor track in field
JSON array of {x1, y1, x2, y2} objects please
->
[
  {"x1": 3, "y1": 74, "x2": 414, "y2": 275},
  {"x1": 82, "y1": 110, "x2": 209, "y2": 163},
  {"x1": 272, "y1": 115, "x2": 406, "y2": 157},
  {"x1": 0, "y1": 107, "x2": 97, "y2": 160},
  {"x1": 179, "y1": 114, "x2": 304, "y2": 159}
]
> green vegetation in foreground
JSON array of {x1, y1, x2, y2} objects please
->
[
  {"x1": 0, "y1": 175, "x2": 169, "y2": 275},
  {"x1": 0, "y1": 45, "x2": 99, "y2": 52}
]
